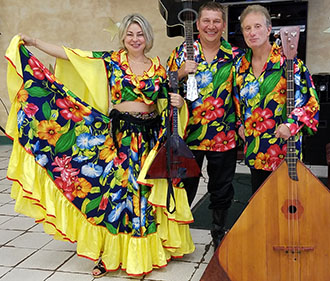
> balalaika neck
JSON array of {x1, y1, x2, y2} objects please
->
[
  {"x1": 184, "y1": 19, "x2": 194, "y2": 61},
  {"x1": 172, "y1": 107, "x2": 179, "y2": 136},
  {"x1": 285, "y1": 58, "x2": 298, "y2": 181},
  {"x1": 182, "y1": 3, "x2": 198, "y2": 102},
  {"x1": 169, "y1": 71, "x2": 179, "y2": 136}
]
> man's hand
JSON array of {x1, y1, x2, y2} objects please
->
[{"x1": 178, "y1": 60, "x2": 198, "y2": 80}]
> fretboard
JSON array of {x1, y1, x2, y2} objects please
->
[
  {"x1": 169, "y1": 71, "x2": 179, "y2": 136},
  {"x1": 286, "y1": 59, "x2": 298, "y2": 181},
  {"x1": 184, "y1": 19, "x2": 194, "y2": 61}
]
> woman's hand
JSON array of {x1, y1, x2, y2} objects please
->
[
  {"x1": 169, "y1": 92, "x2": 184, "y2": 108},
  {"x1": 19, "y1": 33, "x2": 36, "y2": 46},
  {"x1": 275, "y1": 124, "x2": 291, "y2": 140},
  {"x1": 18, "y1": 33, "x2": 68, "y2": 60}
]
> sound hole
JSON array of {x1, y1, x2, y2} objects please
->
[
  {"x1": 281, "y1": 199, "x2": 303, "y2": 219},
  {"x1": 178, "y1": 8, "x2": 198, "y2": 23},
  {"x1": 288, "y1": 205, "x2": 297, "y2": 214}
]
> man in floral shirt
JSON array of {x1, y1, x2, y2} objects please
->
[
  {"x1": 167, "y1": 2, "x2": 243, "y2": 250},
  {"x1": 234, "y1": 5, "x2": 319, "y2": 194}
]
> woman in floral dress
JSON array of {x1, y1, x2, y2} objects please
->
[{"x1": 5, "y1": 14, "x2": 194, "y2": 277}]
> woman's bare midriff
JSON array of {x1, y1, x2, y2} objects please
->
[{"x1": 113, "y1": 101, "x2": 156, "y2": 113}]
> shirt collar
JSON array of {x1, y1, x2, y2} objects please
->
[
  {"x1": 238, "y1": 43, "x2": 282, "y2": 75},
  {"x1": 195, "y1": 37, "x2": 234, "y2": 62}
]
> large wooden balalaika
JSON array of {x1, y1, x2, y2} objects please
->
[{"x1": 201, "y1": 26, "x2": 330, "y2": 281}]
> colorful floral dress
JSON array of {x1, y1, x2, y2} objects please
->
[
  {"x1": 234, "y1": 44, "x2": 319, "y2": 171},
  {"x1": 167, "y1": 38, "x2": 244, "y2": 152},
  {"x1": 5, "y1": 35, "x2": 194, "y2": 276}
]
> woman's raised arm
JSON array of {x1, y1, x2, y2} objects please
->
[{"x1": 19, "y1": 33, "x2": 68, "y2": 60}]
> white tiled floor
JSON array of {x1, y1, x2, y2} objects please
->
[{"x1": 0, "y1": 144, "x2": 328, "y2": 281}]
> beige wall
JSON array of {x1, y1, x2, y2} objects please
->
[
  {"x1": 306, "y1": 0, "x2": 330, "y2": 74},
  {"x1": 1, "y1": 0, "x2": 330, "y2": 136}
]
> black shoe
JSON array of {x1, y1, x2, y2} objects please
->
[
  {"x1": 211, "y1": 227, "x2": 228, "y2": 251},
  {"x1": 92, "y1": 260, "x2": 107, "y2": 278},
  {"x1": 211, "y1": 209, "x2": 229, "y2": 251}
]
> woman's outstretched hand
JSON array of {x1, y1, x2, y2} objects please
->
[
  {"x1": 18, "y1": 33, "x2": 68, "y2": 60},
  {"x1": 19, "y1": 33, "x2": 36, "y2": 46}
]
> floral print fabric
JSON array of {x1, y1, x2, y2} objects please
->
[
  {"x1": 16, "y1": 44, "x2": 168, "y2": 237},
  {"x1": 167, "y1": 38, "x2": 244, "y2": 152},
  {"x1": 234, "y1": 44, "x2": 319, "y2": 171}
]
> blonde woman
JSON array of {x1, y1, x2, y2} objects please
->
[{"x1": 5, "y1": 14, "x2": 193, "y2": 277}]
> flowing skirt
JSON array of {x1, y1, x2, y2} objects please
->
[{"x1": 5, "y1": 39, "x2": 194, "y2": 276}]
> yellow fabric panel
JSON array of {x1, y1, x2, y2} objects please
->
[
  {"x1": 5, "y1": 36, "x2": 24, "y2": 138},
  {"x1": 5, "y1": 99, "x2": 20, "y2": 139},
  {"x1": 55, "y1": 48, "x2": 109, "y2": 115},
  {"x1": 178, "y1": 101, "x2": 189, "y2": 137},
  {"x1": 6, "y1": 38, "x2": 23, "y2": 103}
]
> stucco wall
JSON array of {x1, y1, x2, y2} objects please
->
[
  {"x1": 0, "y1": 0, "x2": 329, "y2": 137},
  {"x1": 306, "y1": 0, "x2": 330, "y2": 75}
]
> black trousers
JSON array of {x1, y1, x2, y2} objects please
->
[
  {"x1": 183, "y1": 148, "x2": 237, "y2": 210},
  {"x1": 250, "y1": 168, "x2": 272, "y2": 195}
]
